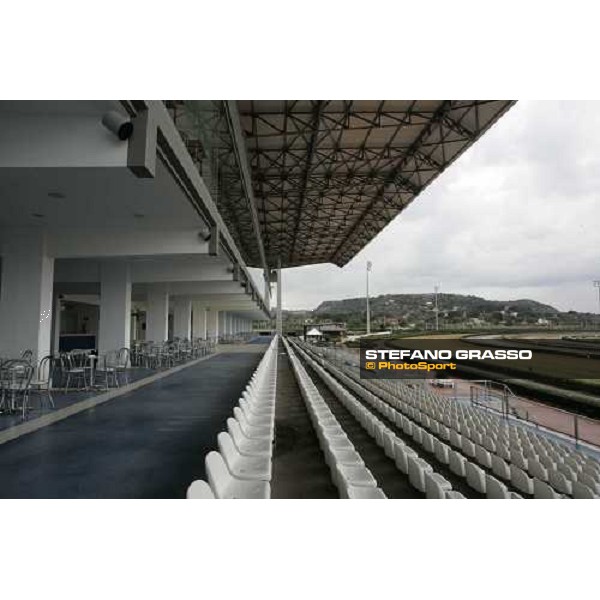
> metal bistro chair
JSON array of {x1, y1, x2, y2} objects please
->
[
  {"x1": 29, "y1": 355, "x2": 56, "y2": 409},
  {"x1": 62, "y1": 351, "x2": 88, "y2": 393},
  {"x1": 116, "y1": 347, "x2": 131, "y2": 386},
  {"x1": 1, "y1": 360, "x2": 34, "y2": 418},
  {"x1": 144, "y1": 344, "x2": 161, "y2": 369},
  {"x1": 94, "y1": 351, "x2": 120, "y2": 390}
]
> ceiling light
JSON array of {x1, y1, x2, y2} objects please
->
[
  {"x1": 31, "y1": 213, "x2": 45, "y2": 218},
  {"x1": 48, "y1": 191, "x2": 66, "y2": 199}
]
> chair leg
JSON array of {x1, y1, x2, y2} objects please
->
[{"x1": 47, "y1": 387, "x2": 54, "y2": 408}]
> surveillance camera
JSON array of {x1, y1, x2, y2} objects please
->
[{"x1": 101, "y1": 111, "x2": 134, "y2": 140}]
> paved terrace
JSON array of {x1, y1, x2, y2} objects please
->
[{"x1": 0, "y1": 342, "x2": 269, "y2": 498}]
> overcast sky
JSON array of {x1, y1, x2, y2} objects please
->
[{"x1": 266, "y1": 101, "x2": 600, "y2": 313}]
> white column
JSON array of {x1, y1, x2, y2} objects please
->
[
  {"x1": 146, "y1": 285, "x2": 169, "y2": 343},
  {"x1": 52, "y1": 294, "x2": 62, "y2": 353},
  {"x1": 173, "y1": 298, "x2": 192, "y2": 340},
  {"x1": 98, "y1": 262, "x2": 131, "y2": 354},
  {"x1": 264, "y1": 276, "x2": 271, "y2": 312},
  {"x1": 218, "y1": 311, "x2": 226, "y2": 338},
  {"x1": 192, "y1": 303, "x2": 207, "y2": 339},
  {"x1": 0, "y1": 230, "x2": 54, "y2": 364},
  {"x1": 206, "y1": 309, "x2": 219, "y2": 340}
]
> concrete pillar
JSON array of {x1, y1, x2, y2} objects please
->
[
  {"x1": 192, "y1": 303, "x2": 207, "y2": 339},
  {"x1": 206, "y1": 309, "x2": 219, "y2": 340},
  {"x1": 264, "y1": 276, "x2": 271, "y2": 312},
  {"x1": 173, "y1": 298, "x2": 192, "y2": 340},
  {"x1": 218, "y1": 311, "x2": 226, "y2": 338},
  {"x1": 146, "y1": 285, "x2": 169, "y2": 343},
  {"x1": 52, "y1": 294, "x2": 62, "y2": 353},
  {"x1": 0, "y1": 230, "x2": 54, "y2": 364},
  {"x1": 98, "y1": 262, "x2": 131, "y2": 354}
]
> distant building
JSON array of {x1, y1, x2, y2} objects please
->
[
  {"x1": 305, "y1": 328, "x2": 324, "y2": 343},
  {"x1": 303, "y1": 321, "x2": 347, "y2": 341}
]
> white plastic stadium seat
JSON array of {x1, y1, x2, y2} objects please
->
[
  {"x1": 449, "y1": 450, "x2": 467, "y2": 478},
  {"x1": 510, "y1": 464, "x2": 534, "y2": 495},
  {"x1": 186, "y1": 480, "x2": 216, "y2": 499},
  {"x1": 528, "y1": 457, "x2": 548, "y2": 482},
  {"x1": 335, "y1": 463, "x2": 378, "y2": 490},
  {"x1": 205, "y1": 452, "x2": 270, "y2": 499},
  {"x1": 475, "y1": 445, "x2": 492, "y2": 469},
  {"x1": 461, "y1": 438, "x2": 476, "y2": 458},
  {"x1": 407, "y1": 455, "x2": 433, "y2": 492},
  {"x1": 465, "y1": 462, "x2": 487, "y2": 494},
  {"x1": 227, "y1": 419, "x2": 272, "y2": 457},
  {"x1": 395, "y1": 443, "x2": 418, "y2": 474},
  {"x1": 445, "y1": 491, "x2": 467, "y2": 499},
  {"x1": 346, "y1": 486, "x2": 387, "y2": 499},
  {"x1": 486, "y1": 475, "x2": 510, "y2": 499},
  {"x1": 533, "y1": 477, "x2": 562, "y2": 499},
  {"x1": 233, "y1": 407, "x2": 273, "y2": 440},
  {"x1": 547, "y1": 469, "x2": 572, "y2": 495},
  {"x1": 217, "y1": 432, "x2": 272, "y2": 481},
  {"x1": 434, "y1": 439, "x2": 450, "y2": 465},
  {"x1": 491, "y1": 454, "x2": 511, "y2": 481},
  {"x1": 572, "y1": 480, "x2": 598, "y2": 499},
  {"x1": 425, "y1": 472, "x2": 452, "y2": 499}
]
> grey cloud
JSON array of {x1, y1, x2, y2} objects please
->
[{"x1": 278, "y1": 101, "x2": 600, "y2": 313}]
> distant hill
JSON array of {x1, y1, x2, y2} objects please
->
[
  {"x1": 314, "y1": 293, "x2": 559, "y2": 318},
  {"x1": 281, "y1": 292, "x2": 588, "y2": 330}
]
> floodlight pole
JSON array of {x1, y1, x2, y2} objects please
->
[
  {"x1": 434, "y1": 283, "x2": 440, "y2": 332},
  {"x1": 594, "y1": 281, "x2": 600, "y2": 329},
  {"x1": 366, "y1": 261, "x2": 372, "y2": 335}
]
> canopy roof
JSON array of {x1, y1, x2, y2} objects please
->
[
  {"x1": 237, "y1": 100, "x2": 515, "y2": 269},
  {"x1": 306, "y1": 328, "x2": 323, "y2": 336}
]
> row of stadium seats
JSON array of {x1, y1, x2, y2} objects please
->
[
  {"x1": 295, "y1": 340, "x2": 530, "y2": 499},
  {"x1": 284, "y1": 338, "x2": 386, "y2": 498},
  {"x1": 186, "y1": 336, "x2": 278, "y2": 499},
  {"x1": 372, "y1": 378, "x2": 599, "y2": 498},
  {"x1": 311, "y1": 344, "x2": 600, "y2": 499},
  {"x1": 291, "y1": 340, "x2": 469, "y2": 498}
]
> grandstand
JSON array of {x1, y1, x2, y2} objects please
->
[{"x1": 1, "y1": 100, "x2": 597, "y2": 498}]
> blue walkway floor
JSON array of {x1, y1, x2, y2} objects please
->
[
  {"x1": 0, "y1": 366, "x2": 157, "y2": 433},
  {"x1": 0, "y1": 350, "x2": 264, "y2": 498}
]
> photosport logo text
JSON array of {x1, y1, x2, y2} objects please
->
[{"x1": 360, "y1": 348, "x2": 533, "y2": 380}]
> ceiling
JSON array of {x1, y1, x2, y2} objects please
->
[
  {"x1": 0, "y1": 157, "x2": 199, "y2": 231},
  {"x1": 236, "y1": 100, "x2": 515, "y2": 268}
]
